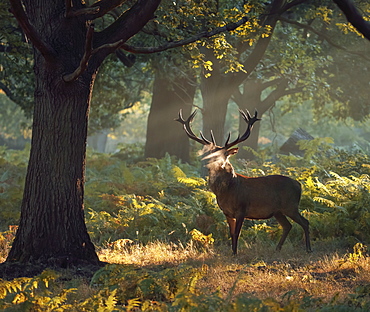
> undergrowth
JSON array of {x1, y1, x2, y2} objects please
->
[
  {"x1": 0, "y1": 139, "x2": 370, "y2": 310},
  {"x1": 1, "y1": 244, "x2": 370, "y2": 311}
]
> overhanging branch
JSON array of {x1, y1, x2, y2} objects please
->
[
  {"x1": 67, "y1": 7, "x2": 100, "y2": 18},
  {"x1": 279, "y1": 16, "x2": 370, "y2": 61},
  {"x1": 9, "y1": 0, "x2": 57, "y2": 62},
  {"x1": 65, "y1": 0, "x2": 72, "y2": 16},
  {"x1": 0, "y1": 82, "x2": 15, "y2": 100},
  {"x1": 333, "y1": 0, "x2": 370, "y2": 41},
  {"x1": 88, "y1": 0, "x2": 128, "y2": 19},
  {"x1": 281, "y1": 0, "x2": 309, "y2": 13},
  {"x1": 65, "y1": 0, "x2": 126, "y2": 19},
  {"x1": 95, "y1": 0, "x2": 161, "y2": 48},
  {"x1": 119, "y1": 16, "x2": 250, "y2": 54}
]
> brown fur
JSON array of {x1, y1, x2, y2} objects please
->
[
  {"x1": 203, "y1": 145, "x2": 311, "y2": 255},
  {"x1": 176, "y1": 109, "x2": 311, "y2": 255}
]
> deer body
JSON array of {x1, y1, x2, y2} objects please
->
[
  {"x1": 176, "y1": 109, "x2": 311, "y2": 255},
  {"x1": 211, "y1": 173, "x2": 301, "y2": 221}
]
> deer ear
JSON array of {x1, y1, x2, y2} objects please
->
[{"x1": 227, "y1": 147, "x2": 239, "y2": 156}]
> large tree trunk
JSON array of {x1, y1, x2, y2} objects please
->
[
  {"x1": 6, "y1": 0, "x2": 161, "y2": 266},
  {"x1": 7, "y1": 3, "x2": 99, "y2": 265},
  {"x1": 7, "y1": 53, "x2": 99, "y2": 265},
  {"x1": 145, "y1": 70, "x2": 196, "y2": 162}
]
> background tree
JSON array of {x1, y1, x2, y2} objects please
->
[
  {"x1": 196, "y1": 0, "x2": 370, "y2": 157},
  {"x1": 144, "y1": 63, "x2": 196, "y2": 161},
  {"x1": 120, "y1": 0, "x2": 252, "y2": 162},
  {"x1": 0, "y1": 2, "x2": 33, "y2": 116},
  {"x1": 88, "y1": 53, "x2": 151, "y2": 152},
  {"x1": 0, "y1": 94, "x2": 31, "y2": 149}
]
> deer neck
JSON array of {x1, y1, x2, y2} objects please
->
[{"x1": 207, "y1": 161, "x2": 236, "y2": 194}]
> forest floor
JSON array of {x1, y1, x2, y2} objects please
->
[
  {"x1": 1, "y1": 238, "x2": 369, "y2": 309},
  {"x1": 97, "y1": 239, "x2": 370, "y2": 304}
]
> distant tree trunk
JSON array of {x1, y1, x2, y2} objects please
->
[
  {"x1": 145, "y1": 70, "x2": 196, "y2": 162},
  {"x1": 233, "y1": 78, "x2": 290, "y2": 159},
  {"x1": 200, "y1": 47, "x2": 234, "y2": 145},
  {"x1": 201, "y1": 80, "x2": 232, "y2": 145},
  {"x1": 199, "y1": 12, "x2": 279, "y2": 147},
  {"x1": 235, "y1": 80, "x2": 264, "y2": 159},
  {"x1": 87, "y1": 130, "x2": 109, "y2": 153},
  {"x1": 7, "y1": 55, "x2": 99, "y2": 264}
]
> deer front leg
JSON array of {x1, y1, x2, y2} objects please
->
[{"x1": 226, "y1": 216, "x2": 244, "y2": 255}]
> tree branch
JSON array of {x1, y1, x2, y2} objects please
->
[
  {"x1": 9, "y1": 0, "x2": 57, "y2": 62},
  {"x1": 260, "y1": 78, "x2": 289, "y2": 113},
  {"x1": 67, "y1": 7, "x2": 100, "y2": 18},
  {"x1": 0, "y1": 82, "x2": 14, "y2": 98},
  {"x1": 261, "y1": 77, "x2": 285, "y2": 90},
  {"x1": 94, "y1": 0, "x2": 160, "y2": 51},
  {"x1": 279, "y1": 16, "x2": 370, "y2": 61},
  {"x1": 281, "y1": 0, "x2": 309, "y2": 13},
  {"x1": 88, "y1": 0, "x2": 128, "y2": 19},
  {"x1": 282, "y1": 86, "x2": 304, "y2": 96},
  {"x1": 65, "y1": 0, "x2": 72, "y2": 16},
  {"x1": 119, "y1": 16, "x2": 250, "y2": 54},
  {"x1": 228, "y1": 1, "x2": 282, "y2": 88},
  {"x1": 231, "y1": 87, "x2": 244, "y2": 105},
  {"x1": 63, "y1": 24, "x2": 94, "y2": 82},
  {"x1": 333, "y1": 0, "x2": 370, "y2": 41},
  {"x1": 0, "y1": 81, "x2": 21, "y2": 106}
]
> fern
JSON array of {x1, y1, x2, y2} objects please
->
[{"x1": 0, "y1": 270, "x2": 79, "y2": 311}]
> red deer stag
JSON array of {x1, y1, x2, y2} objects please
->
[{"x1": 176, "y1": 109, "x2": 311, "y2": 255}]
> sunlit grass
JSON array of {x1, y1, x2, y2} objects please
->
[
  {"x1": 2, "y1": 226, "x2": 369, "y2": 307},
  {"x1": 95, "y1": 239, "x2": 370, "y2": 305},
  {"x1": 1, "y1": 236, "x2": 370, "y2": 309},
  {"x1": 98, "y1": 240, "x2": 214, "y2": 266}
]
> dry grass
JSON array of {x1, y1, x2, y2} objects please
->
[
  {"x1": 98, "y1": 239, "x2": 370, "y2": 305},
  {"x1": 1, "y1": 236, "x2": 370, "y2": 308},
  {"x1": 98, "y1": 240, "x2": 214, "y2": 266}
]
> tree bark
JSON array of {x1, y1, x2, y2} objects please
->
[
  {"x1": 7, "y1": 53, "x2": 100, "y2": 265},
  {"x1": 145, "y1": 70, "x2": 196, "y2": 162},
  {"x1": 7, "y1": 0, "x2": 161, "y2": 265}
]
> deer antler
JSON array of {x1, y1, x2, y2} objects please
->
[
  {"x1": 176, "y1": 109, "x2": 259, "y2": 148},
  {"x1": 175, "y1": 109, "x2": 215, "y2": 145},
  {"x1": 224, "y1": 109, "x2": 260, "y2": 149}
]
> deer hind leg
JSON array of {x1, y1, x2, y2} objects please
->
[
  {"x1": 226, "y1": 216, "x2": 244, "y2": 255},
  {"x1": 288, "y1": 212, "x2": 312, "y2": 252},
  {"x1": 274, "y1": 212, "x2": 292, "y2": 251}
]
